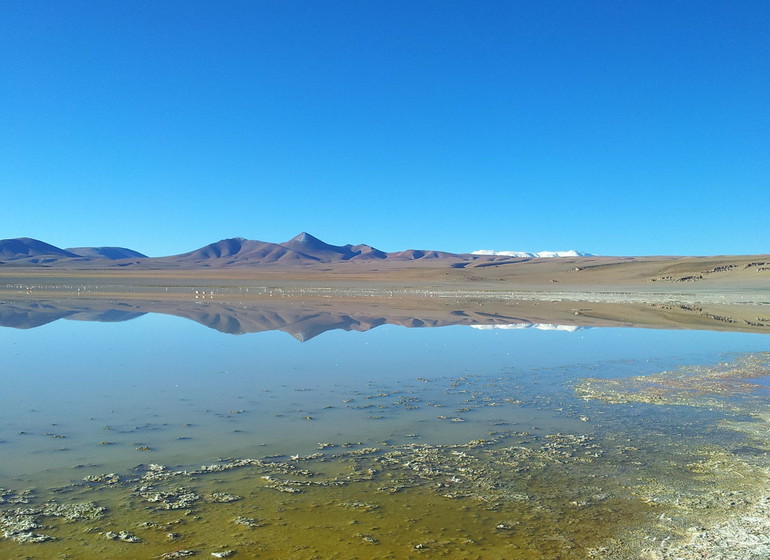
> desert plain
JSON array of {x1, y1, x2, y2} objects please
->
[{"x1": 1, "y1": 252, "x2": 769, "y2": 334}]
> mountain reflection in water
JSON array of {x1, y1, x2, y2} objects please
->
[
  {"x1": 0, "y1": 299, "x2": 589, "y2": 340},
  {"x1": 1, "y1": 295, "x2": 767, "y2": 339}
]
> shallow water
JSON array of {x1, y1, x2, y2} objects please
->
[{"x1": 1, "y1": 306, "x2": 769, "y2": 558}]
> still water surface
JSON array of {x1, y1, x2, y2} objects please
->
[{"x1": 1, "y1": 309, "x2": 769, "y2": 558}]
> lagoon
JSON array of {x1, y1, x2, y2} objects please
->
[{"x1": 1, "y1": 297, "x2": 769, "y2": 559}]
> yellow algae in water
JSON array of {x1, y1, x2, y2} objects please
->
[
  {"x1": 0, "y1": 435, "x2": 656, "y2": 560},
  {"x1": 0, "y1": 480, "x2": 641, "y2": 560}
]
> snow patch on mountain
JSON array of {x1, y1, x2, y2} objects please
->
[
  {"x1": 472, "y1": 324, "x2": 587, "y2": 332},
  {"x1": 472, "y1": 249, "x2": 593, "y2": 258}
]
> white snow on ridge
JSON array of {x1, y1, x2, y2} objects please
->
[
  {"x1": 472, "y1": 249, "x2": 593, "y2": 258},
  {"x1": 472, "y1": 324, "x2": 586, "y2": 332},
  {"x1": 472, "y1": 249, "x2": 533, "y2": 258}
]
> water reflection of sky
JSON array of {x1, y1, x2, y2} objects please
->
[{"x1": 1, "y1": 314, "x2": 768, "y2": 484}]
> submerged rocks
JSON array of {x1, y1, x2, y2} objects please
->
[
  {"x1": 340, "y1": 501, "x2": 380, "y2": 511},
  {"x1": 0, "y1": 488, "x2": 33, "y2": 505},
  {"x1": 495, "y1": 520, "x2": 521, "y2": 531},
  {"x1": 84, "y1": 472, "x2": 121, "y2": 484},
  {"x1": 162, "y1": 550, "x2": 198, "y2": 559},
  {"x1": 139, "y1": 487, "x2": 201, "y2": 510},
  {"x1": 7, "y1": 530, "x2": 55, "y2": 543},
  {"x1": 1, "y1": 513, "x2": 51, "y2": 543},
  {"x1": 233, "y1": 516, "x2": 260, "y2": 528},
  {"x1": 1, "y1": 500, "x2": 104, "y2": 544},
  {"x1": 104, "y1": 530, "x2": 141, "y2": 542},
  {"x1": 207, "y1": 492, "x2": 242, "y2": 503},
  {"x1": 41, "y1": 501, "x2": 106, "y2": 520}
]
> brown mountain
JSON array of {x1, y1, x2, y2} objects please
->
[
  {"x1": 0, "y1": 237, "x2": 149, "y2": 265},
  {"x1": 151, "y1": 237, "x2": 312, "y2": 266},
  {"x1": 151, "y1": 232, "x2": 484, "y2": 268},
  {"x1": 0, "y1": 232, "x2": 529, "y2": 268},
  {"x1": 387, "y1": 249, "x2": 467, "y2": 261},
  {"x1": 64, "y1": 247, "x2": 148, "y2": 260},
  {"x1": 0, "y1": 237, "x2": 81, "y2": 263},
  {"x1": 281, "y1": 232, "x2": 387, "y2": 261},
  {"x1": 143, "y1": 233, "x2": 387, "y2": 267}
]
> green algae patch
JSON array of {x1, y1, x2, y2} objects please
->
[{"x1": 1, "y1": 432, "x2": 659, "y2": 560}]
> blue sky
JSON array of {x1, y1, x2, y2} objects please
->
[{"x1": 1, "y1": 1, "x2": 768, "y2": 257}]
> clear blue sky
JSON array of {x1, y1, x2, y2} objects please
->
[{"x1": 1, "y1": 1, "x2": 768, "y2": 257}]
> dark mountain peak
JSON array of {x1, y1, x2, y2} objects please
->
[
  {"x1": 289, "y1": 232, "x2": 315, "y2": 243},
  {"x1": 281, "y1": 233, "x2": 355, "y2": 259},
  {"x1": 285, "y1": 232, "x2": 329, "y2": 249},
  {"x1": 280, "y1": 233, "x2": 389, "y2": 261}
]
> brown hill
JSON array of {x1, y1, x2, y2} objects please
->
[
  {"x1": 0, "y1": 237, "x2": 148, "y2": 264},
  {"x1": 65, "y1": 246, "x2": 148, "y2": 259},
  {"x1": 279, "y1": 232, "x2": 389, "y2": 262},
  {"x1": 0, "y1": 237, "x2": 80, "y2": 263},
  {"x1": 126, "y1": 233, "x2": 475, "y2": 268},
  {"x1": 0, "y1": 233, "x2": 485, "y2": 268},
  {"x1": 151, "y1": 237, "x2": 314, "y2": 266}
]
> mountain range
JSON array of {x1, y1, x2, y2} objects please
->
[{"x1": 0, "y1": 233, "x2": 591, "y2": 268}]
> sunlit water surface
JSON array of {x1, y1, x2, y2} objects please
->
[{"x1": 1, "y1": 314, "x2": 769, "y2": 559}]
